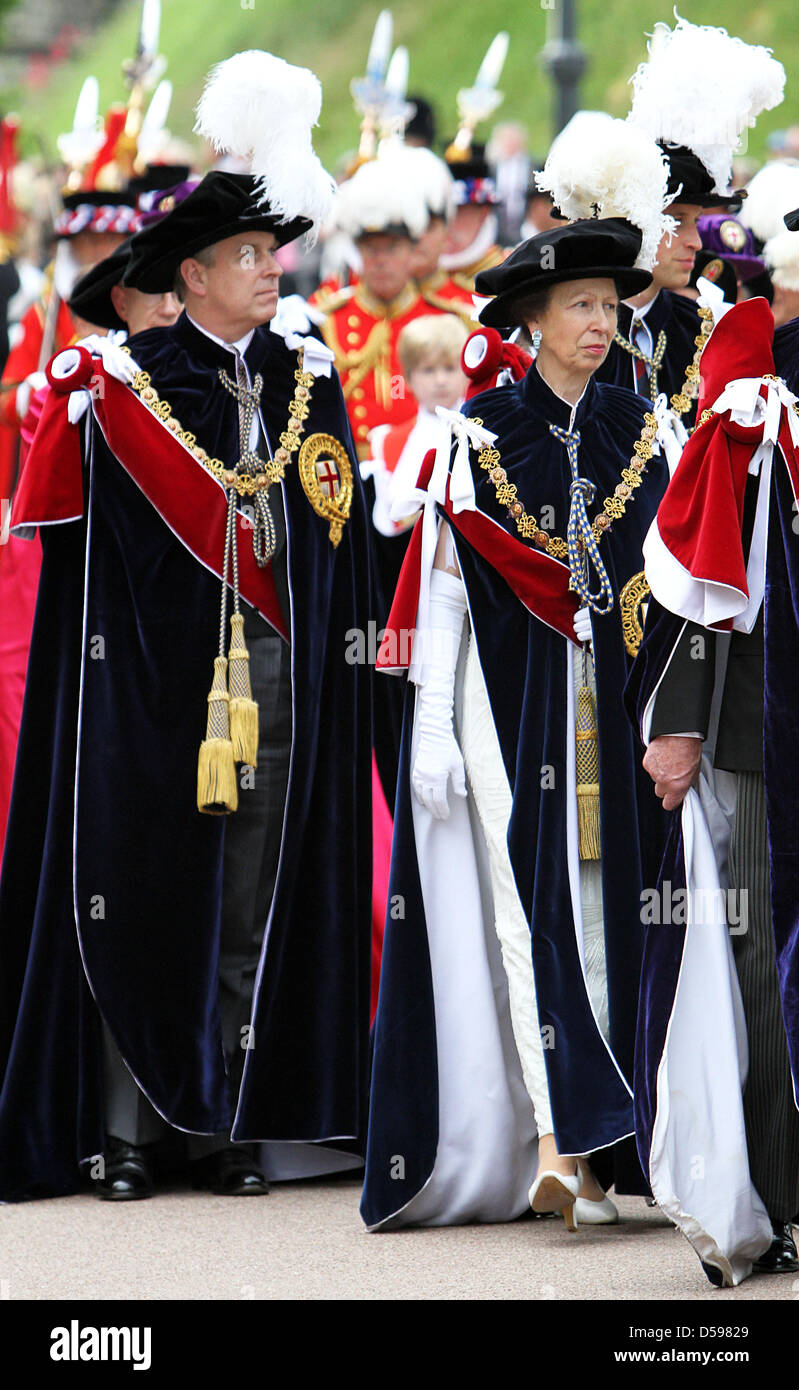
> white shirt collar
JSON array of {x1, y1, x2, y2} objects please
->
[
  {"x1": 186, "y1": 313, "x2": 254, "y2": 358},
  {"x1": 628, "y1": 289, "x2": 660, "y2": 325}
]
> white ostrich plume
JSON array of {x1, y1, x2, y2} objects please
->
[
  {"x1": 194, "y1": 50, "x2": 336, "y2": 238},
  {"x1": 380, "y1": 143, "x2": 455, "y2": 221},
  {"x1": 764, "y1": 230, "x2": 799, "y2": 292},
  {"x1": 628, "y1": 16, "x2": 785, "y2": 196},
  {"x1": 740, "y1": 160, "x2": 799, "y2": 246},
  {"x1": 535, "y1": 111, "x2": 675, "y2": 270},
  {"x1": 334, "y1": 150, "x2": 430, "y2": 240}
]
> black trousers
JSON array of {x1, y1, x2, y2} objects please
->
[
  {"x1": 102, "y1": 616, "x2": 292, "y2": 1156},
  {"x1": 729, "y1": 771, "x2": 799, "y2": 1222}
]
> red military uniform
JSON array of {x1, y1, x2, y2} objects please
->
[
  {"x1": 0, "y1": 291, "x2": 76, "y2": 498},
  {"x1": 417, "y1": 269, "x2": 478, "y2": 324},
  {"x1": 310, "y1": 280, "x2": 458, "y2": 458},
  {"x1": 441, "y1": 243, "x2": 508, "y2": 299}
]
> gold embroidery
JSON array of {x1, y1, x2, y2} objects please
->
[{"x1": 620, "y1": 571, "x2": 651, "y2": 656}]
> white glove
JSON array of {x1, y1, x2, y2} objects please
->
[
  {"x1": 411, "y1": 569, "x2": 468, "y2": 821},
  {"x1": 16, "y1": 371, "x2": 47, "y2": 420},
  {"x1": 573, "y1": 605, "x2": 593, "y2": 646}
]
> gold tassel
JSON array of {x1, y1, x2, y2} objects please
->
[
  {"x1": 228, "y1": 612, "x2": 259, "y2": 767},
  {"x1": 575, "y1": 680, "x2": 601, "y2": 860},
  {"x1": 197, "y1": 655, "x2": 238, "y2": 814}
]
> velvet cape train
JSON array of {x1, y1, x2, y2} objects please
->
[
  {"x1": 361, "y1": 364, "x2": 669, "y2": 1229},
  {"x1": 624, "y1": 298, "x2": 799, "y2": 1283},
  {"x1": 0, "y1": 313, "x2": 373, "y2": 1200}
]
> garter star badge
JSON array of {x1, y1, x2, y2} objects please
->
[{"x1": 298, "y1": 433, "x2": 353, "y2": 547}]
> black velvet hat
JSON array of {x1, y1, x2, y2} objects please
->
[
  {"x1": 444, "y1": 142, "x2": 491, "y2": 183},
  {"x1": 69, "y1": 239, "x2": 133, "y2": 330},
  {"x1": 688, "y1": 248, "x2": 738, "y2": 305},
  {"x1": 475, "y1": 218, "x2": 652, "y2": 328},
  {"x1": 660, "y1": 143, "x2": 742, "y2": 211},
  {"x1": 124, "y1": 170, "x2": 312, "y2": 293}
]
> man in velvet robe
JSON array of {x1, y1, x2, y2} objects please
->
[
  {"x1": 0, "y1": 168, "x2": 373, "y2": 1201},
  {"x1": 627, "y1": 296, "x2": 799, "y2": 1283}
]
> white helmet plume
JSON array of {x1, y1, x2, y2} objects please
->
[
  {"x1": 194, "y1": 50, "x2": 336, "y2": 237},
  {"x1": 535, "y1": 111, "x2": 675, "y2": 270}
]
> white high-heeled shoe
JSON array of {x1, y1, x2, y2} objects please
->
[
  {"x1": 528, "y1": 1168, "x2": 581, "y2": 1232},
  {"x1": 574, "y1": 1163, "x2": 619, "y2": 1225}
]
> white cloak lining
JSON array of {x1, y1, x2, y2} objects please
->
[{"x1": 648, "y1": 766, "x2": 772, "y2": 1286}]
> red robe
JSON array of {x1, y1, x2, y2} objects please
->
[{"x1": 0, "y1": 294, "x2": 76, "y2": 863}]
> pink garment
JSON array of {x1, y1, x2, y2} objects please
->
[
  {"x1": 371, "y1": 752, "x2": 393, "y2": 1022},
  {"x1": 0, "y1": 532, "x2": 41, "y2": 865},
  {"x1": 0, "y1": 384, "x2": 48, "y2": 864}
]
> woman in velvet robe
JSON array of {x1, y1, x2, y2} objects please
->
[{"x1": 361, "y1": 219, "x2": 671, "y2": 1232}]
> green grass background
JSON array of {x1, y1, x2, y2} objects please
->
[{"x1": 5, "y1": 0, "x2": 797, "y2": 169}]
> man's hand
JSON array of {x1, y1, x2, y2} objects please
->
[{"x1": 643, "y1": 735, "x2": 703, "y2": 812}]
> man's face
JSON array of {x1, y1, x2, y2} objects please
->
[
  {"x1": 180, "y1": 230, "x2": 283, "y2": 336},
  {"x1": 71, "y1": 230, "x2": 128, "y2": 270},
  {"x1": 443, "y1": 204, "x2": 491, "y2": 257},
  {"x1": 653, "y1": 204, "x2": 704, "y2": 291},
  {"x1": 110, "y1": 285, "x2": 181, "y2": 336},
  {"x1": 410, "y1": 218, "x2": 449, "y2": 281},
  {"x1": 358, "y1": 233, "x2": 415, "y2": 303}
]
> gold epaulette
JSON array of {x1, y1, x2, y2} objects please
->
[
  {"x1": 419, "y1": 289, "x2": 476, "y2": 325},
  {"x1": 310, "y1": 284, "x2": 357, "y2": 317}
]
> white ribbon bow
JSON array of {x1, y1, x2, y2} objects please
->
[
  {"x1": 710, "y1": 375, "x2": 799, "y2": 449},
  {"x1": 431, "y1": 406, "x2": 497, "y2": 514},
  {"x1": 651, "y1": 391, "x2": 689, "y2": 477},
  {"x1": 696, "y1": 275, "x2": 734, "y2": 327},
  {"x1": 289, "y1": 334, "x2": 335, "y2": 379}
]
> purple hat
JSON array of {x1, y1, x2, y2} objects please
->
[
  {"x1": 137, "y1": 179, "x2": 201, "y2": 228},
  {"x1": 698, "y1": 213, "x2": 764, "y2": 283}
]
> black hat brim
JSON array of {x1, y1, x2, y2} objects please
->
[
  {"x1": 125, "y1": 212, "x2": 311, "y2": 293},
  {"x1": 477, "y1": 265, "x2": 652, "y2": 328},
  {"x1": 68, "y1": 240, "x2": 133, "y2": 331},
  {"x1": 123, "y1": 171, "x2": 313, "y2": 294}
]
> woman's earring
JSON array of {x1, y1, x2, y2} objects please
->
[{"x1": 532, "y1": 329, "x2": 542, "y2": 353}]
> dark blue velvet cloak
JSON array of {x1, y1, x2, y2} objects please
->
[
  {"x1": 594, "y1": 290, "x2": 701, "y2": 416},
  {"x1": 0, "y1": 314, "x2": 373, "y2": 1199},
  {"x1": 362, "y1": 365, "x2": 670, "y2": 1227}
]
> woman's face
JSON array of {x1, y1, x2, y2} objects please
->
[{"x1": 528, "y1": 277, "x2": 618, "y2": 380}]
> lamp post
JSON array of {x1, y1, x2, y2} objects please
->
[{"x1": 541, "y1": 0, "x2": 588, "y2": 138}]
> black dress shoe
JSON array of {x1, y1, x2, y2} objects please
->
[
  {"x1": 753, "y1": 1220, "x2": 799, "y2": 1273},
  {"x1": 700, "y1": 1261, "x2": 724, "y2": 1287},
  {"x1": 95, "y1": 1136, "x2": 155, "y2": 1201},
  {"x1": 191, "y1": 1146, "x2": 270, "y2": 1196}
]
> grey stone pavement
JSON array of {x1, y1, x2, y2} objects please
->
[{"x1": 2, "y1": 1177, "x2": 797, "y2": 1302}]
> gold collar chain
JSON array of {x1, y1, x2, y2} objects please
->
[
  {"x1": 472, "y1": 411, "x2": 657, "y2": 559},
  {"x1": 473, "y1": 304, "x2": 714, "y2": 559},
  {"x1": 128, "y1": 349, "x2": 316, "y2": 497}
]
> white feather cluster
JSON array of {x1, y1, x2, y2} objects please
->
[
  {"x1": 764, "y1": 229, "x2": 799, "y2": 292},
  {"x1": 535, "y1": 111, "x2": 675, "y2": 270},
  {"x1": 334, "y1": 147, "x2": 430, "y2": 240},
  {"x1": 400, "y1": 145, "x2": 455, "y2": 221},
  {"x1": 628, "y1": 17, "x2": 785, "y2": 196},
  {"x1": 740, "y1": 160, "x2": 799, "y2": 246},
  {"x1": 194, "y1": 50, "x2": 336, "y2": 237}
]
